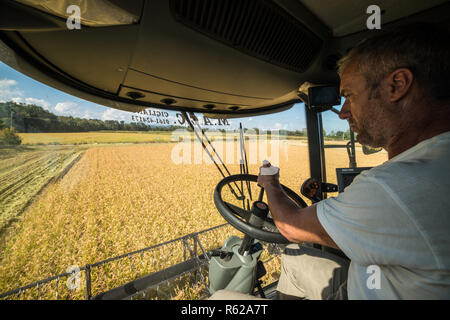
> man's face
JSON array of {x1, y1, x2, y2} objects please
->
[{"x1": 339, "y1": 60, "x2": 394, "y2": 148}]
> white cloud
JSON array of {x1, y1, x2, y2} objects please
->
[
  {"x1": 0, "y1": 79, "x2": 17, "y2": 86},
  {"x1": 82, "y1": 110, "x2": 97, "y2": 120},
  {"x1": 37, "y1": 101, "x2": 131, "y2": 122},
  {"x1": 101, "y1": 108, "x2": 130, "y2": 121},
  {"x1": 54, "y1": 102, "x2": 108, "y2": 120},
  {"x1": 55, "y1": 101, "x2": 78, "y2": 114},
  {"x1": 10, "y1": 97, "x2": 52, "y2": 112},
  {"x1": 26, "y1": 98, "x2": 52, "y2": 110},
  {"x1": 0, "y1": 79, "x2": 52, "y2": 111},
  {"x1": 274, "y1": 122, "x2": 282, "y2": 128},
  {"x1": 54, "y1": 101, "x2": 101, "y2": 119},
  {"x1": 0, "y1": 79, "x2": 23, "y2": 102},
  {"x1": 0, "y1": 78, "x2": 133, "y2": 123}
]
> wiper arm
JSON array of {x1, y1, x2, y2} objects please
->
[{"x1": 182, "y1": 112, "x2": 244, "y2": 200}]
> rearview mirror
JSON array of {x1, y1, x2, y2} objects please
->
[
  {"x1": 298, "y1": 82, "x2": 341, "y2": 112},
  {"x1": 362, "y1": 145, "x2": 382, "y2": 155},
  {"x1": 307, "y1": 85, "x2": 341, "y2": 111}
]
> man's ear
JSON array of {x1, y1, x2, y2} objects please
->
[{"x1": 386, "y1": 68, "x2": 414, "y2": 102}]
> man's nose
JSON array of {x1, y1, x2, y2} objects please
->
[{"x1": 339, "y1": 100, "x2": 351, "y2": 120}]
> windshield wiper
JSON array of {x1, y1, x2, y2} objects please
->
[{"x1": 182, "y1": 112, "x2": 245, "y2": 201}]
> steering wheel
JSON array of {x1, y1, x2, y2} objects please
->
[{"x1": 214, "y1": 174, "x2": 308, "y2": 244}]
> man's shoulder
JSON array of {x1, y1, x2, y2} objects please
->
[{"x1": 359, "y1": 132, "x2": 450, "y2": 186}]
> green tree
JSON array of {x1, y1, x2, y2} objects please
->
[
  {"x1": 0, "y1": 101, "x2": 163, "y2": 133},
  {"x1": 344, "y1": 129, "x2": 351, "y2": 140},
  {"x1": 335, "y1": 130, "x2": 345, "y2": 140},
  {"x1": 0, "y1": 128, "x2": 22, "y2": 145}
]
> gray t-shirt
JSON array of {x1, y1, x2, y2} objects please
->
[{"x1": 317, "y1": 131, "x2": 450, "y2": 299}]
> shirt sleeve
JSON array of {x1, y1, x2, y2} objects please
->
[{"x1": 316, "y1": 172, "x2": 427, "y2": 266}]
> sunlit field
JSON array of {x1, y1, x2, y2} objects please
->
[
  {"x1": 17, "y1": 131, "x2": 309, "y2": 145},
  {"x1": 0, "y1": 133, "x2": 388, "y2": 299},
  {"x1": 18, "y1": 131, "x2": 175, "y2": 145}
]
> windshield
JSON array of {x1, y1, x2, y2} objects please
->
[{"x1": 0, "y1": 61, "x2": 310, "y2": 299}]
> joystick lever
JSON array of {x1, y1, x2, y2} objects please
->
[{"x1": 238, "y1": 201, "x2": 269, "y2": 255}]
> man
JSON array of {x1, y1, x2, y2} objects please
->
[
  {"x1": 211, "y1": 23, "x2": 450, "y2": 300},
  {"x1": 259, "y1": 22, "x2": 450, "y2": 300}
]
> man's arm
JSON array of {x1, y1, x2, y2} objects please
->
[
  {"x1": 257, "y1": 163, "x2": 339, "y2": 249},
  {"x1": 264, "y1": 182, "x2": 339, "y2": 249}
]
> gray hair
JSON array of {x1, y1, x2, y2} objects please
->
[{"x1": 337, "y1": 23, "x2": 450, "y2": 102}]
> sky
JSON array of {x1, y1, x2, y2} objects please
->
[{"x1": 0, "y1": 61, "x2": 348, "y2": 134}]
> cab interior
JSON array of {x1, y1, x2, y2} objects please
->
[{"x1": 0, "y1": 0, "x2": 449, "y2": 300}]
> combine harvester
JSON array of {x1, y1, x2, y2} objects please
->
[{"x1": 0, "y1": 0, "x2": 448, "y2": 300}]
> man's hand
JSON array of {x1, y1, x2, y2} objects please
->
[
  {"x1": 255, "y1": 161, "x2": 339, "y2": 249},
  {"x1": 257, "y1": 161, "x2": 280, "y2": 190}
]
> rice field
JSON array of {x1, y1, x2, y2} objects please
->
[
  {"x1": 17, "y1": 131, "x2": 310, "y2": 146},
  {"x1": 0, "y1": 135, "x2": 388, "y2": 299},
  {"x1": 18, "y1": 131, "x2": 175, "y2": 145}
]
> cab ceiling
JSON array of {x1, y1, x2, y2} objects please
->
[
  {"x1": 0, "y1": 0, "x2": 449, "y2": 117},
  {"x1": 299, "y1": 0, "x2": 450, "y2": 37}
]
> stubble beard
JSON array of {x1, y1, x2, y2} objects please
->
[
  {"x1": 354, "y1": 116, "x2": 386, "y2": 148},
  {"x1": 353, "y1": 90, "x2": 394, "y2": 148}
]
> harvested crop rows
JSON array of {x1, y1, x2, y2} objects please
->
[{"x1": 0, "y1": 146, "x2": 85, "y2": 234}]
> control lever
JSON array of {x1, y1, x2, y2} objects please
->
[
  {"x1": 208, "y1": 249, "x2": 233, "y2": 261},
  {"x1": 301, "y1": 178, "x2": 338, "y2": 203},
  {"x1": 238, "y1": 201, "x2": 269, "y2": 255}
]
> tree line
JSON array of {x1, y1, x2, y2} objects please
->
[
  {"x1": 0, "y1": 101, "x2": 186, "y2": 133},
  {"x1": 0, "y1": 101, "x2": 346, "y2": 139},
  {"x1": 326, "y1": 129, "x2": 352, "y2": 140}
]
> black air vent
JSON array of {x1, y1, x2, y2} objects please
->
[{"x1": 170, "y1": 0, "x2": 323, "y2": 73}]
